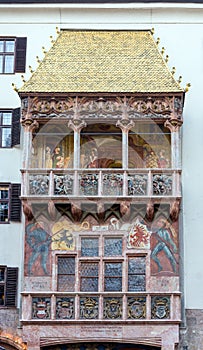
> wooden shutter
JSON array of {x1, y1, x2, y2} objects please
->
[
  {"x1": 10, "y1": 184, "x2": 21, "y2": 222},
  {"x1": 15, "y1": 37, "x2": 27, "y2": 73},
  {"x1": 11, "y1": 108, "x2": 21, "y2": 147},
  {"x1": 5, "y1": 267, "x2": 18, "y2": 307}
]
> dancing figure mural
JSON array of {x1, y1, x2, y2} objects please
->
[
  {"x1": 26, "y1": 222, "x2": 51, "y2": 275},
  {"x1": 151, "y1": 218, "x2": 178, "y2": 274}
]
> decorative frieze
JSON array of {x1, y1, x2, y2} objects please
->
[
  {"x1": 151, "y1": 296, "x2": 170, "y2": 319},
  {"x1": 56, "y1": 297, "x2": 74, "y2": 319},
  {"x1": 29, "y1": 174, "x2": 49, "y2": 195},
  {"x1": 153, "y1": 174, "x2": 172, "y2": 195},
  {"x1": 21, "y1": 95, "x2": 183, "y2": 121},
  {"x1": 79, "y1": 173, "x2": 99, "y2": 196},
  {"x1": 80, "y1": 297, "x2": 99, "y2": 319},
  {"x1": 32, "y1": 297, "x2": 51, "y2": 319},
  {"x1": 103, "y1": 297, "x2": 122, "y2": 319},
  {"x1": 54, "y1": 174, "x2": 74, "y2": 195},
  {"x1": 128, "y1": 174, "x2": 147, "y2": 195},
  {"x1": 103, "y1": 173, "x2": 123, "y2": 196}
]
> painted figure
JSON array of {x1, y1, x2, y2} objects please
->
[
  {"x1": 45, "y1": 146, "x2": 52, "y2": 168},
  {"x1": 52, "y1": 146, "x2": 64, "y2": 168},
  {"x1": 158, "y1": 149, "x2": 169, "y2": 168},
  {"x1": 88, "y1": 148, "x2": 98, "y2": 168},
  {"x1": 26, "y1": 222, "x2": 51, "y2": 275},
  {"x1": 151, "y1": 218, "x2": 177, "y2": 273}
]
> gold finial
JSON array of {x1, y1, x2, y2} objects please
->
[
  {"x1": 29, "y1": 65, "x2": 34, "y2": 73},
  {"x1": 42, "y1": 46, "x2": 47, "y2": 54},
  {"x1": 12, "y1": 83, "x2": 18, "y2": 92},
  {"x1": 156, "y1": 37, "x2": 160, "y2": 45},
  {"x1": 151, "y1": 28, "x2": 155, "y2": 35},
  {"x1": 185, "y1": 83, "x2": 191, "y2": 92},
  {"x1": 56, "y1": 27, "x2": 60, "y2": 35},
  {"x1": 161, "y1": 47, "x2": 165, "y2": 55},
  {"x1": 50, "y1": 35, "x2": 55, "y2": 44},
  {"x1": 21, "y1": 75, "x2": 26, "y2": 83},
  {"x1": 178, "y1": 76, "x2": 182, "y2": 84},
  {"x1": 171, "y1": 67, "x2": 176, "y2": 75},
  {"x1": 36, "y1": 56, "x2": 41, "y2": 64},
  {"x1": 165, "y1": 55, "x2": 169, "y2": 63}
]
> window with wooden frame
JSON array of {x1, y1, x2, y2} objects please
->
[
  {"x1": 0, "y1": 109, "x2": 21, "y2": 148},
  {"x1": 0, "y1": 266, "x2": 18, "y2": 307},
  {"x1": 0, "y1": 37, "x2": 27, "y2": 74},
  {"x1": 0, "y1": 184, "x2": 21, "y2": 223}
]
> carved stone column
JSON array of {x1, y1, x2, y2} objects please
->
[
  {"x1": 21, "y1": 118, "x2": 39, "y2": 168},
  {"x1": 165, "y1": 119, "x2": 183, "y2": 169},
  {"x1": 116, "y1": 119, "x2": 135, "y2": 169},
  {"x1": 68, "y1": 118, "x2": 87, "y2": 168}
]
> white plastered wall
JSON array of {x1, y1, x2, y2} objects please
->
[{"x1": 0, "y1": 3, "x2": 202, "y2": 309}]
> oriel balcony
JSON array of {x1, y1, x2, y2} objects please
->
[{"x1": 21, "y1": 168, "x2": 181, "y2": 201}]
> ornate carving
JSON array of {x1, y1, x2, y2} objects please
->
[
  {"x1": 164, "y1": 118, "x2": 183, "y2": 132},
  {"x1": 120, "y1": 201, "x2": 131, "y2": 219},
  {"x1": 21, "y1": 96, "x2": 179, "y2": 120},
  {"x1": 116, "y1": 119, "x2": 135, "y2": 133},
  {"x1": 68, "y1": 118, "x2": 87, "y2": 132},
  {"x1": 54, "y1": 174, "x2": 74, "y2": 195},
  {"x1": 29, "y1": 174, "x2": 49, "y2": 195},
  {"x1": 127, "y1": 297, "x2": 146, "y2": 319},
  {"x1": 21, "y1": 118, "x2": 39, "y2": 133},
  {"x1": 79, "y1": 173, "x2": 98, "y2": 196},
  {"x1": 128, "y1": 174, "x2": 147, "y2": 195},
  {"x1": 151, "y1": 296, "x2": 170, "y2": 319},
  {"x1": 56, "y1": 297, "x2": 74, "y2": 319},
  {"x1": 71, "y1": 203, "x2": 82, "y2": 222},
  {"x1": 80, "y1": 297, "x2": 99, "y2": 319},
  {"x1": 153, "y1": 174, "x2": 172, "y2": 195},
  {"x1": 103, "y1": 173, "x2": 123, "y2": 196},
  {"x1": 48, "y1": 200, "x2": 56, "y2": 220},
  {"x1": 103, "y1": 297, "x2": 122, "y2": 319},
  {"x1": 32, "y1": 297, "x2": 51, "y2": 319}
]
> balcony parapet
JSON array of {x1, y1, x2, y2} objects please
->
[
  {"x1": 21, "y1": 168, "x2": 181, "y2": 200},
  {"x1": 21, "y1": 291, "x2": 181, "y2": 323}
]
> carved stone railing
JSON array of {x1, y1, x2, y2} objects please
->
[
  {"x1": 21, "y1": 292, "x2": 181, "y2": 322},
  {"x1": 21, "y1": 169, "x2": 181, "y2": 198}
]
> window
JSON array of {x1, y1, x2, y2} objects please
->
[
  {"x1": 0, "y1": 109, "x2": 21, "y2": 148},
  {"x1": 0, "y1": 37, "x2": 27, "y2": 74},
  {"x1": 0, "y1": 266, "x2": 18, "y2": 307},
  {"x1": 0, "y1": 184, "x2": 21, "y2": 223},
  {"x1": 57, "y1": 236, "x2": 146, "y2": 293}
]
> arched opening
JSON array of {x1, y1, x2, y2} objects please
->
[
  {"x1": 42, "y1": 343, "x2": 161, "y2": 350},
  {"x1": 80, "y1": 123, "x2": 122, "y2": 168}
]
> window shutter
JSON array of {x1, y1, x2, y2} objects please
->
[
  {"x1": 5, "y1": 267, "x2": 18, "y2": 307},
  {"x1": 15, "y1": 37, "x2": 27, "y2": 73},
  {"x1": 11, "y1": 108, "x2": 21, "y2": 147},
  {"x1": 10, "y1": 184, "x2": 21, "y2": 222}
]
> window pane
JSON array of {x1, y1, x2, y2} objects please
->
[
  {"x1": 0, "y1": 56, "x2": 3, "y2": 73},
  {"x1": 0, "y1": 268, "x2": 5, "y2": 282},
  {"x1": 0, "y1": 187, "x2": 9, "y2": 199},
  {"x1": 105, "y1": 262, "x2": 122, "y2": 276},
  {"x1": 0, "y1": 285, "x2": 5, "y2": 305},
  {"x1": 4, "y1": 55, "x2": 14, "y2": 73},
  {"x1": 80, "y1": 262, "x2": 98, "y2": 292},
  {"x1": 128, "y1": 275, "x2": 146, "y2": 292},
  {"x1": 104, "y1": 263, "x2": 122, "y2": 292},
  {"x1": 0, "y1": 41, "x2": 4, "y2": 52},
  {"x1": 0, "y1": 202, "x2": 9, "y2": 222},
  {"x1": 2, "y1": 113, "x2": 12, "y2": 125},
  {"x1": 81, "y1": 238, "x2": 99, "y2": 257},
  {"x1": 104, "y1": 238, "x2": 122, "y2": 256},
  {"x1": 57, "y1": 257, "x2": 75, "y2": 292},
  {"x1": 128, "y1": 257, "x2": 146, "y2": 274},
  {"x1": 105, "y1": 277, "x2": 122, "y2": 291},
  {"x1": 5, "y1": 41, "x2": 15, "y2": 53},
  {"x1": 2, "y1": 128, "x2": 11, "y2": 147}
]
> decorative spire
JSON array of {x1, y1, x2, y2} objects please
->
[
  {"x1": 21, "y1": 75, "x2": 26, "y2": 83},
  {"x1": 165, "y1": 55, "x2": 169, "y2": 63},
  {"x1": 12, "y1": 83, "x2": 18, "y2": 92},
  {"x1": 29, "y1": 65, "x2": 34, "y2": 73},
  {"x1": 171, "y1": 67, "x2": 176, "y2": 75},
  {"x1": 151, "y1": 28, "x2": 155, "y2": 35},
  {"x1": 156, "y1": 37, "x2": 160, "y2": 45},
  {"x1": 42, "y1": 46, "x2": 47, "y2": 54},
  {"x1": 50, "y1": 35, "x2": 55, "y2": 44},
  {"x1": 178, "y1": 76, "x2": 182, "y2": 84},
  {"x1": 185, "y1": 83, "x2": 191, "y2": 92},
  {"x1": 36, "y1": 56, "x2": 41, "y2": 64},
  {"x1": 56, "y1": 26, "x2": 60, "y2": 35},
  {"x1": 161, "y1": 47, "x2": 165, "y2": 55}
]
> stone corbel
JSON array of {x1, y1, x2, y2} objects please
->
[
  {"x1": 48, "y1": 200, "x2": 57, "y2": 221},
  {"x1": 22, "y1": 200, "x2": 34, "y2": 221},
  {"x1": 146, "y1": 200, "x2": 154, "y2": 221},
  {"x1": 120, "y1": 200, "x2": 131, "y2": 221},
  {"x1": 170, "y1": 198, "x2": 181, "y2": 222},
  {"x1": 97, "y1": 202, "x2": 105, "y2": 222},
  {"x1": 71, "y1": 202, "x2": 82, "y2": 222}
]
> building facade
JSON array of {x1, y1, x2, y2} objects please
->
[{"x1": 0, "y1": 2, "x2": 203, "y2": 350}]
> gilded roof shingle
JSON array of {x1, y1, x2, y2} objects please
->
[{"x1": 19, "y1": 30, "x2": 183, "y2": 93}]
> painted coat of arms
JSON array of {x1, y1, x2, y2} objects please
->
[{"x1": 127, "y1": 219, "x2": 151, "y2": 249}]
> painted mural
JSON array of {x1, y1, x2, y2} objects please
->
[
  {"x1": 25, "y1": 220, "x2": 51, "y2": 276},
  {"x1": 150, "y1": 217, "x2": 178, "y2": 275}
]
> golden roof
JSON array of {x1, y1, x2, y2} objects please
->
[{"x1": 19, "y1": 30, "x2": 183, "y2": 94}]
